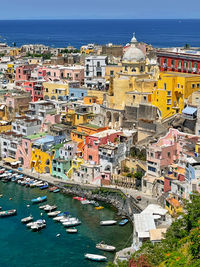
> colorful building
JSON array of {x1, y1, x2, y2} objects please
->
[
  {"x1": 23, "y1": 80, "x2": 44, "y2": 102},
  {"x1": 43, "y1": 81, "x2": 68, "y2": 101},
  {"x1": 165, "y1": 197, "x2": 183, "y2": 216},
  {"x1": 151, "y1": 72, "x2": 200, "y2": 119}
]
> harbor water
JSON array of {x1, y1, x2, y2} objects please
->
[{"x1": 0, "y1": 181, "x2": 132, "y2": 267}]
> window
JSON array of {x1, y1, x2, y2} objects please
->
[
  {"x1": 148, "y1": 166, "x2": 156, "y2": 172},
  {"x1": 164, "y1": 83, "x2": 167, "y2": 90},
  {"x1": 164, "y1": 58, "x2": 168, "y2": 64},
  {"x1": 143, "y1": 96, "x2": 147, "y2": 101},
  {"x1": 171, "y1": 59, "x2": 175, "y2": 66},
  {"x1": 167, "y1": 91, "x2": 171, "y2": 96},
  {"x1": 89, "y1": 155, "x2": 93, "y2": 160},
  {"x1": 53, "y1": 167, "x2": 56, "y2": 171},
  {"x1": 22, "y1": 129, "x2": 26, "y2": 134},
  {"x1": 77, "y1": 114, "x2": 79, "y2": 119},
  {"x1": 167, "y1": 99, "x2": 171, "y2": 105},
  {"x1": 184, "y1": 61, "x2": 187, "y2": 69},
  {"x1": 81, "y1": 93, "x2": 84, "y2": 97},
  {"x1": 13, "y1": 126, "x2": 16, "y2": 130},
  {"x1": 197, "y1": 84, "x2": 200, "y2": 88},
  {"x1": 75, "y1": 74, "x2": 78, "y2": 78},
  {"x1": 58, "y1": 168, "x2": 61, "y2": 172},
  {"x1": 110, "y1": 70, "x2": 114, "y2": 75},
  {"x1": 167, "y1": 107, "x2": 170, "y2": 110},
  {"x1": 54, "y1": 72, "x2": 56, "y2": 77},
  {"x1": 46, "y1": 88, "x2": 48, "y2": 92},
  {"x1": 178, "y1": 60, "x2": 182, "y2": 68},
  {"x1": 168, "y1": 152, "x2": 171, "y2": 157},
  {"x1": 177, "y1": 83, "x2": 180, "y2": 88},
  {"x1": 188, "y1": 61, "x2": 192, "y2": 70},
  {"x1": 97, "y1": 61, "x2": 100, "y2": 67},
  {"x1": 133, "y1": 95, "x2": 135, "y2": 100},
  {"x1": 86, "y1": 71, "x2": 89, "y2": 76},
  {"x1": 192, "y1": 84, "x2": 195, "y2": 89}
]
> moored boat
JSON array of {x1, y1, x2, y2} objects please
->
[
  {"x1": 31, "y1": 220, "x2": 46, "y2": 231},
  {"x1": 96, "y1": 241, "x2": 116, "y2": 252},
  {"x1": 40, "y1": 184, "x2": 49, "y2": 190},
  {"x1": 0, "y1": 209, "x2": 17, "y2": 217},
  {"x1": 100, "y1": 220, "x2": 117, "y2": 226},
  {"x1": 47, "y1": 210, "x2": 61, "y2": 217},
  {"x1": 44, "y1": 205, "x2": 57, "y2": 212},
  {"x1": 62, "y1": 219, "x2": 81, "y2": 227},
  {"x1": 31, "y1": 196, "x2": 47, "y2": 204},
  {"x1": 39, "y1": 204, "x2": 49, "y2": 210},
  {"x1": 21, "y1": 215, "x2": 33, "y2": 223},
  {"x1": 119, "y1": 219, "x2": 129, "y2": 226},
  {"x1": 95, "y1": 206, "x2": 104, "y2": 210},
  {"x1": 53, "y1": 189, "x2": 60, "y2": 193},
  {"x1": 84, "y1": 253, "x2": 107, "y2": 262},
  {"x1": 81, "y1": 199, "x2": 91, "y2": 205},
  {"x1": 49, "y1": 186, "x2": 58, "y2": 192},
  {"x1": 66, "y1": 227, "x2": 78, "y2": 233}
]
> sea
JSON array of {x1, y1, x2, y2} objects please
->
[
  {"x1": 0, "y1": 181, "x2": 132, "y2": 267},
  {"x1": 0, "y1": 19, "x2": 200, "y2": 48}
]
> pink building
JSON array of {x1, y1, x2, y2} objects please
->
[
  {"x1": 45, "y1": 65, "x2": 84, "y2": 84},
  {"x1": 16, "y1": 133, "x2": 46, "y2": 168},
  {"x1": 15, "y1": 65, "x2": 36, "y2": 85},
  {"x1": 83, "y1": 129, "x2": 122, "y2": 164},
  {"x1": 23, "y1": 80, "x2": 44, "y2": 102},
  {"x1": 41, "y1": 114, "x2": 61, "y2": 132},
  {"x1": 147, "y1": 128, "x2": 199, "y2": 177}
]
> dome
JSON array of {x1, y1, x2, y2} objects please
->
[{"x1": 123, "y1": 33, "x2": 145, "y2": 63}]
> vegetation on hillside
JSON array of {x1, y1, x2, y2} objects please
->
[{"x1": 108, "y1": 192, "x2": 200, "y2": 266}]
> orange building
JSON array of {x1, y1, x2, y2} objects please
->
[
  {"x1": 71, "y1": 124, "x2": 108, "y2": 156},
  {"x1": 83, "y1": 96, "x2": 103, "y2": 105}
]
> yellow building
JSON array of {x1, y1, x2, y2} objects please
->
[
  {"x1": 43, "y1": 81, "x2": 69, "y2": 101},
  {"x1": 9, "y1": 48, "x2": 21, "y2": 57},
  {"x1": 165, "y1": 197, "x2": 183, "y2": 217},
  {"x1": 152, "y1": 72, "x2": 200, "y2": 119},
  {"x1": 64, "y1": 108, "x2": 93, "y2": 126},
  {"x1": 6, "y1": 64, "x2": 14, "y2": 83},
  {"x1": 0, "y1": 121, "x2": 12, "y2": 133},
  {"x1": 67, "y1": 157, "x2": 84, "y2": 178},
  {"x1": 31, "y1": 146, "x2": 54, "y2": 174},
  {"x1": 106, "y1": 34, "x2": 159, "y2": 110},
  {"x1": 105, "y1": 64, "x2": 123, "y2": 81},
  {"x1": 80, "y1": 45, "x2": 94, "y2": 54}
]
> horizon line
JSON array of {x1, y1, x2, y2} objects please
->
[{"x1": 0, "y1": 18, "x2": 200, "y2": 21}]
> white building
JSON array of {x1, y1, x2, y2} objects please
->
[
  {"x1": 84, "y1": 55, "x2": 107, "y2": 89},
  {"x1": 12, "y1": 116, "x2": 41, "y2": 136}
]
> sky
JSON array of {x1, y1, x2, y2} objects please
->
[{"x1": 0, "y1": 0, "x2": 200, "y2": 20}]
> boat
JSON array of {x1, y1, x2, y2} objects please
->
[
  {"x1": 84, "y1": 254, "x2": 107, "y2": 262},
  {"x1": 31, "y1": 196, "x2": 47, "y2": 204},
  {"x1": 53, "y1": 189, "x2": 60, "y2": 193},
  {"x1": 96, "y1": 241, "x2": 116, "y2": 252},
  {"x1": 47, "y1": 210, "x2": 61, "y2": 217},
  {"x1": 95, "y1": 206, "x2": 104, "y2": 210},
  {"x1": 49, "y1": 186, "x2": 58, "y2": 192},
  {"x1": 44, "y1": 205, "x2": 57, "y2": 212},
  {"x1": 73, "y1": 196, "x2": 79, "y2": 200},
  {"x1": 66, "y1": 228, "x2": 78, "y2": 233},
  {"x1": 53, "y1": 213, "x2": 70, "y2": 221},
  {"x1": 119, "y1": 219, "x2": 129, "y2": 226},
  {"x1": 100, "y1": 220, "x2": 117, "y2": 226},
  {"x1": 21, "y1": 215, "x2": 33, "y2": 223},
  {"x1": 39, "y1": 204, "x2": 49, "y2": 210},
  {"x1": 81, "y1": 200, "x2": 91, "y2": 205},
  {"x1": 63, "y1": 219, "x2": 81, "y2": 227},
  {"x1": 31, "y1": 220, "x2": 46, "y2": 231},
  {"x1": 0, "y1": 209, "x2": 17, "y2": 217},
  {"x1": 40, "y1": 184, "x2": 49, "y2": 190},
  {"x1": 27, "y1": 219, "x2": 46, "y2": 228}
]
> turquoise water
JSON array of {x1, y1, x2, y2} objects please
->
[{"x1": 0, "y1": 181, "x2": 132, "y2": 267}]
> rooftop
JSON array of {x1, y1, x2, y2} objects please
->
[
  {"x1": 25, "y1": 132, "x2": 46, "y2": 140},
  {"x1": 91, "y1": 129, "x2": 120, "y2": 138}
]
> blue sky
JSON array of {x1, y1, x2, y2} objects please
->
[{"x1": 1, "y1": 0, "x2": 200, "y2": 19}]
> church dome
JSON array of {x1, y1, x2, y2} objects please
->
[{"x1": 123, "y1": 33, "x2": 145, "y2": 63}]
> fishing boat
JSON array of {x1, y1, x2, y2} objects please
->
[
  {"x1": 72, "y1": 196, "x2": 79, "y2": 200},
  {"x1": 47, "y1": 210, "x2": 61, "y2": 217},
  {"x1": 119, "y1": 219, "x2": 129, "y2": 226},
  {"x1": 0, "y1": 209, "x2": 17, "y2": 217},
  {"x1": 26, "y1": 219, "x2": 46, "y2": 228},
  {"x1": 66, "y1": 228, "x2": 78, "y2": 233},
  {"x1": 84, "y1": 254, "x2": 107, "y2": 262},
  {"x1": 100, "y1": 220, "x2": 117, "y2": 226},
  {"x1": 95, "y1": 206, "x2": 104, "y2": 210},
  {"x1": 44, "y1": 205, "x2": 57, "y2": 212},
  {"x1": 21, "y1": 215, "x2": 33, "y2": 223},
  {"x1": 31, "y1": 196, "x2": 47, "y2": 204},
  {"x1": 53, "y1": 189, "x2": 60, "y2": 193},
  {"x1": 40, "y1": 184, "x2": 49, "y2": 190},
  {"x1": 49, "y1": 186, "x2": 58, "y2": 192},
  {"x1": 96, "y1": 241, "x2": 116, "y2": 252}
]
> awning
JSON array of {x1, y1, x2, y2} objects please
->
[
  {"x1": 11, "y1": 161, "x2": 21, "y2": 165},
  {"x1": 3, "y1": 157, "x2": 17, "y2": 163},
  {"x1": 182, "y1": 106, "x2": 197, "y2": 115}
]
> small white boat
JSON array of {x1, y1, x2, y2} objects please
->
[
  {"x1": 60, "y1": 217, "x2": 77, "y2": 223},
  {"x1": 63, "y1": 219, "x2": 81, "y2": 227},
  {"x1": 100, "y1": 220, "x2": 117, "y2": 226},
  {"x1": 66, "y1": 228, "x2": 77, "y2": 233},
  {"x1": 84, "y1": 253, "x2": 107, "y2": 262},
  {"x1": 96, "y1": 241, "x2": 116, "y2": 252},
  {"x1": 47, "y1": 210, "x2": 61, "y2": 217},
  {"x1": 53, "y1": 215, "x2": 66, "y2": 222},
  {"x1": 81, "y1": 199, "x2": 91, "y2": 205},
  {"x1": 31, "y1": 220, "x2": 46, "y2": 231},
  {"x1": 44, "y1": 205, "x2": 57, "y2": 212},
  {"x1": 26, "y1": 219, "x2": 46, "y2": 228},
  {"x1": 39, "y1": 204, "x2": 49, "y2": 210},
  {"x1": 21, "y1": 215, "x2": 33, "y2": 223}
]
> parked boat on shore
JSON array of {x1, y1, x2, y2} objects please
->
[
  {"x1": 100, "y1": 220, "x2": 117, "y2": 226},
  {"x1": 84, "y1": 253, "x2": 107, "y2": 262},
  {"x1": 96, "y1": 241, "x2": 116, "y2": 252},
  {"x1": 0, "y1": 209, "x2": 17, "y2": 217},
  {"x1": 31, "y1": 196, "x2": 47, "y2": 204},
  {"x1": 40, "y1": 184, "x2": 49, "y2": 190}
]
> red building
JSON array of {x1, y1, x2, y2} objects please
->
[
  {"x1": 164, "y1": 165, "x2": 185, "y2": 193},
  {"x1": 15, "y1": 65, "x2": 36, "y2": 86},
  {"x1": 157, "y1": 49, "x2": 200, "y2": 74},
  {"x1": 23, "y1": 80, "x2": 44, "y2": 102}
]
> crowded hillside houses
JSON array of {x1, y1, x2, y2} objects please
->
[{"x1": 0, "y1": 33, "x2": 200, "y2": 214}]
